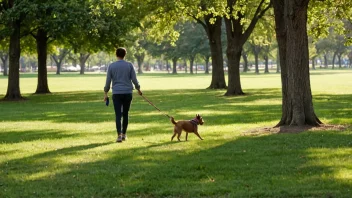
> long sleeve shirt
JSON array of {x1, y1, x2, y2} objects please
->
[{"x1": 104, "y1": 60, "x2": 140, "y2": 94}]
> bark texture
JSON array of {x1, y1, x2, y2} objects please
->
[
  {"x1": 273, "y1": 0, "x2": 321, "y2": 126},
  {"x1": 202, "y1": 16, "x2": 226, "y2": 89},
  {"x1": 5, "y1": 19, "x2": 23, "y2": 100},
  {"x1": 35, "y1": 29, "x2": 51, "y2": 94},
  {"x1": 224, "y1": 0, "x2": 271, "y2": 95},
  {"x1": 172, "y1": 57, "x2": 178, "y2": 74}
]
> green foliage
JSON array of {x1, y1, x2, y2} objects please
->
[{"x1": 308, "y1": 0, "x2": 352, "y2": 44}]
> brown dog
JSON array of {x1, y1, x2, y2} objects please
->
[{"x1": 170, "y1": 114, "x2": 204, "y2": 141}]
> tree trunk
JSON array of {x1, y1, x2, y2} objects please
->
[
  {"x1": 312, "y1": 57, "x2": 316, "y2": 70},
  {"x1": 273, "y1": 0, "x2": 321, "y2": 127},
  {"x1": 332, "y1": 51, "x2": 337, "y2": 69},
  {"x1": 324, "y1": 54, "x2": 328, "y2": 68},
  {"x1": 223, "y1": 0, "x2": 270, "y2": 96},
  {"x1": 337, "y1": 54, "x2": 342, "y2": 69},
  {"x1": 264, "y1": 55, "x2": 269, "y2": 73},
  {"x1": 52, "y1": 56, "x2": 62, "y2": 75},
  {"x1": 172, "y1": 57, "x2": 177, "y2": 74},
  {"x1": 251, "y1": 44, "x2": 261, "y2": 74},
  {"x1": 189, "y1": 56, "x2": 194, "y2": 74},
  {"x1": 204, "y1": 55, "x2": 210, "y2": 74},
  {"x1": 202, "y1": 16, "x2": 226, "y2": 89},
  {"x1": 0, "y1": 53, "x2": 9, "y2": 76},
  {"x1": 242, "y1": 52, "x2": 248, "y2": 72},
  {"x1": 52, "y1": 49, "x2": 70, "y2": 75},
  {"x1": 135, "y1": 53, "x2": 144, "y2": 74},
  {"x1": 184, "y1": 59, "x2": 187, "y2": 73},
  {"x1": 79, "y1": 53, "x2": 90, "y2": 74},
  {"x1": 224, "y1": 16, "x2": 244, "y2": 96},
  {"x1": 35, "y1": 29, "x2": 51, "y2": 94},
  {"x1": 5, "y1": 19, "x2": 23, "y2": 100}
]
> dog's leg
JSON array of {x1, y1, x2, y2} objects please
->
[
  {"x1": 171, "y1": 127, "x2": 177, "y2": 141},
  {"x1": 194, "y1": 131, "x2": 203, "y2": 140},
  {"x1": 177, "y1": 131, "x2": 182, "y2": 141},
  {"x1": 185, "y1": 132, "x2": 189, "y2": 141}
]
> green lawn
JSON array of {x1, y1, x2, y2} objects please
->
[{"x1": 0, "y1": 70, "x2": 352, "y2": 197}]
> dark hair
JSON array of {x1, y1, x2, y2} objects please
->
[{"x1": 116, "y1": 47, "x2": 127, "y2": 58}]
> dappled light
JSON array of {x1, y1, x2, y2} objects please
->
[{"x1": 1, "y1": 72, "x2": 352, "y2": 197}]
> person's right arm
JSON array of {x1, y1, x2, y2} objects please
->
[
  {"x1": 104, "y1": 66, "x2": 112, "y2": 100},
  {"x1": 130, "y1": 63, "x2": 142, "y2": 95}
]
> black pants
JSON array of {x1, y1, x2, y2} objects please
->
[{"x1": 112, "y1": 94, "x2": 132, "y2": 135}]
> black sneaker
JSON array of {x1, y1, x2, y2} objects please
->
[
  {"x1": 116, "y1": 135, "x2": 123, "y2": 143},
  {"x1": 122, "y1": 134, "x2": 127, "y2": 141}
]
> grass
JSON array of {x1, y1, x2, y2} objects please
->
[{"x1": 0, "y1": 69, "x2": 352, "y2": 197}]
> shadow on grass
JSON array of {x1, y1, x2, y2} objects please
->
[
  {"x1": 0, "y1": 129, "x2": 79, "y2": 144},
  {"x1": 1, "y1": 88, "x2": 351, "y2": 127},
  {"x1": 0, "y1": 89, "x2": 283, "y2": 124},
  {"x1": 2, "y1": 131, "x2": 351, "y2": 197}
]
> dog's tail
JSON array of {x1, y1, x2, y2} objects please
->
[{"x1": 170, "y1": 117, "x2": 177, "y2": 125}]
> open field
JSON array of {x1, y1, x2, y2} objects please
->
[{"x1": 0, "y1": 69, "x2": 352, "y2": 197}]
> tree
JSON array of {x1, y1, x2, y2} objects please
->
[
  {"x1": 177, "y1": 22, "x2": 208, "y2": 74},
  {"x1": 223, "y1": 0, "x2": 271, "y2": 96},
  {"x1": 50, "y1": 47, "x2": 70, "y2": 75},
  {"x1": 171, "y1": 0, "x2": 227, "y2": 87},
  {"x1": 0, "y1": 0, "x2": 28, "y2": 100},
  {"x1": 273, "y1": 0, "x2": 321, "y2": 126},
  {"x1": 242, "y1": 42, "x2": 251, "y2": 72},
  {"x1": 24, "y1": 0, "x2": 88, "y2": 93}
]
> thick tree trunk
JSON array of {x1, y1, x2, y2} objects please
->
[
  {"x1": 223, "y1": 0, "x2": 270, "y2": 96},
  {"x1": 264, "y1": 55, "x2": 269, "y2": 73},
  {"x1": 79, "y1": 53, "x2": 90, "y2": 74},
  {"x1": 224, "y1": 17, "x2": 244, "y2": 95},
  {"x1": 35, "y1": 29, "x2": 50, "y2": 94},
  {"x1": 242, "y1": 52, "x2": 248, "y2": 72},
  {"x1": 273, "y1": 0, "x2": 321, "y2": 127},
  {"x1": 203, "y1": 16, "x2": 226, "y2": 89},
  {"x1": 172, "y1": 57, "x2": 177, "y2": 74},
  {"x1": 135, "y1": 53, "x2": 144, "y2": 74},
  {"x1": 1, "y1": 54, "x2": 9, "y2": 76},
  {"x1": 5, "y1": 19, "x2": 23, "y2": 100}
]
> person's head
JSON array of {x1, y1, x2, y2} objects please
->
[{"x1": 116, "y1": 47, "x2": 127, "y2": 59}]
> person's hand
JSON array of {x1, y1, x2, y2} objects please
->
[
  {"x1": 104, "y1": 93, "x2": 108, "y2": 101},
  {"x1": 137, "y1": 89, "x2": 143, "y2": 96}
]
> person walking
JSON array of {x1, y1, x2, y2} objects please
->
[{"x1": 104, "y1": 47, "x2": 142, "y2": 143}]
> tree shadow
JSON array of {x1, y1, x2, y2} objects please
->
[
  {"x1": 2, "y1": 131, "x2": 351, "y2": 197},
  {"x1": 0, "y1": 129, "x2": 79, "y2": 144}
]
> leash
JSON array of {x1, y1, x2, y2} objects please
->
[{"x1": 139, "y1": 94, "x2": 171, "y2": 119}]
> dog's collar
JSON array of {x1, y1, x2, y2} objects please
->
[{"x1": 190, "y1": 118, "x2": 199, "y2": 125}]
